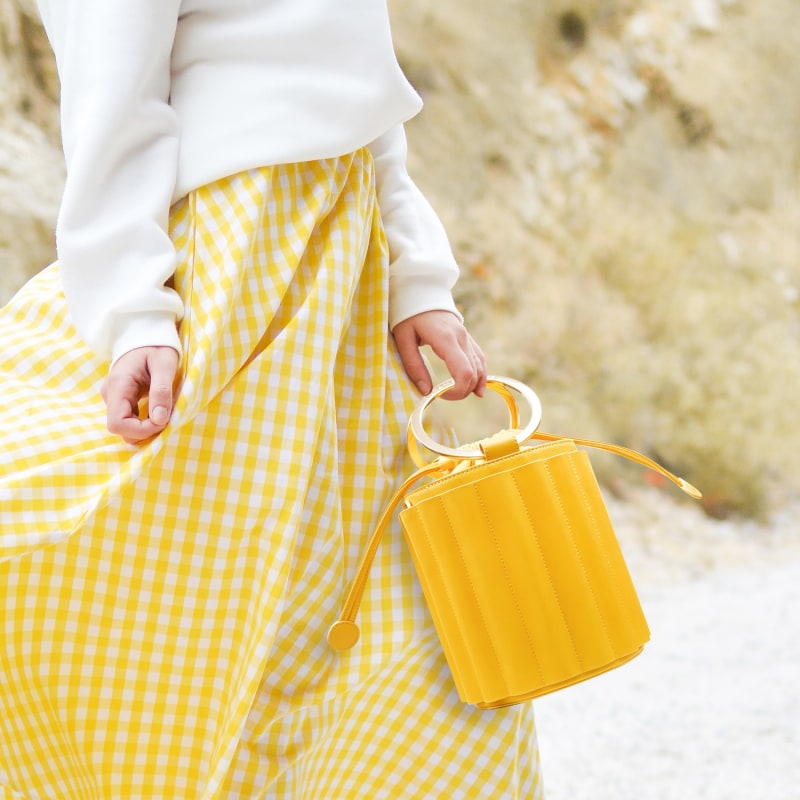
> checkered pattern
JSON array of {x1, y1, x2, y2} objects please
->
[{"x1": 0, "y1": 151, "x2": 543, "y2": 798}]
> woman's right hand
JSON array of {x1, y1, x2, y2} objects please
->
[
  {"x1": 392, "y1": 310, "x2": 488, "y2": 400},
  {"x1": 101, "y1": 346, "x2": 179, "y2": 444}
]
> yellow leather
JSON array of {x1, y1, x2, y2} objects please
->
[
  {"x1": 399, "y1": 438, "x2": 650, "y2": 707},
  {"x1": 328, "y1": 377, "x2": 701, "y2": 708}
]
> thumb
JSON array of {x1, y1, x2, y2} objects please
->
[
  {"x1": 393, "y1": 323, "x2": 432, "y2": 395},
  {"x1": 147, "y1": 349, "x2": 178, "y2": 426}
]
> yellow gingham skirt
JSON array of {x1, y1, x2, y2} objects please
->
[{"x1": 0, "y1": 151, "x2": 542, "y2": 799}]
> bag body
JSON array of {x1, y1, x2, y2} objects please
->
[{"x1": 399, "y1": 438, "x2": 650, "y2": 708}]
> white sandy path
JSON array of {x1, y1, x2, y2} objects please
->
[{"x1": 534, "y1": 555, "x2": 800, "y2": 800}]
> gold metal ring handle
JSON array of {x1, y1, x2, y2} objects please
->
[{"x1": 408, "y1": 375, "x2": 542, "y2": 464}]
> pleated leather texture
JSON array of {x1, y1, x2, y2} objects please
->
[{"x1": 399, "y1": 439, "x2": 650, "y2": 708}]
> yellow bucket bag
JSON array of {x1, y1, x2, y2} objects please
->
[{"x1": 329, "y1": 377, "x2": 701, "y2": 709}]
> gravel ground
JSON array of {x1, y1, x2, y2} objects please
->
[{"x1": 533, "y1": 496, "x2": 800, "y2": 800}]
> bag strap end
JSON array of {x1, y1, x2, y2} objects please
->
[
  {"x1": 328, "y1": 458, "x2": 447, "y2": 651},
  {"x1": 678, "y1": 477, "x2": 703, "y2": 499}
]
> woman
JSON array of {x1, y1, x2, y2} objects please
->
[{"x1": 0, "y1": 1, "x2": 543, "y2": 797}]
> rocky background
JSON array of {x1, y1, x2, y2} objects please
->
[
  {"x1": 0, "y1": 0, "x2": 61, "y2": 305},
  {"x1": 2, "y1": 0, "x2": 799, "y2": 519}
]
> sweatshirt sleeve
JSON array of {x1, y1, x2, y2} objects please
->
[
  {"x1": 367, "y1": 124, "x2": 463, "y2": 329},
  {"x1": 37, "y1": 0, "x2": 184, "y2": 365}
]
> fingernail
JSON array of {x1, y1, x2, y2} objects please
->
[
  {"x1": 151, "y1": 406, "x2": 170, "y2": 425},
  {"x1": 415, "y1": 381, "x2": 430, "y2": 395}
]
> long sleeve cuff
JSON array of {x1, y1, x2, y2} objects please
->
[
  {"x1": 109, "y1": 311, "x2": 182, "y2": 367},
  {"x1": 368, "y1": 124, "x2": 462, "y2": 329},
  {"x1": 39, "y1": 0, "x2": 184, "y2": 363}
]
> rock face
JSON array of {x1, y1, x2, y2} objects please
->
[
  {"x1": 391, "y1": 0, "x2": 800, "y2": 516},
  {"x1": 2, "y1": 0, "x2": 799, "y2": 515},
  {"x1": 0, "y1": 0, "x2": 63, "y2": 303}
]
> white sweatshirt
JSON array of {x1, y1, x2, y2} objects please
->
[{"x1": 36, "y1": 0, "x2": 462, "y2": 364}]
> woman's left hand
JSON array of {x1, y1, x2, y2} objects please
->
[
  {"x1": 101, "y1": 345, "x2": 180, "y2": 444},
  {"x1": 392, "y1": 310, "x2": 487, "y2": 400}
]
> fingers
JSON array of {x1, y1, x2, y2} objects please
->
[
  {"x1": 471, "y1": 340, "x2": 489, "y2": 398},
  {"x1": 393, "y1": 311, "x2": 488, "y2": 401},
  {"x1": 429, "y1": 329, "x2": 484, "y2": 400},
  {"x1": 102, "y1": 347, "x2": 179, "y2": 444}
]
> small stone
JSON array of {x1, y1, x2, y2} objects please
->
[{"x1": 692, "y1": 0, "x2": 720, "y2": 32}]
